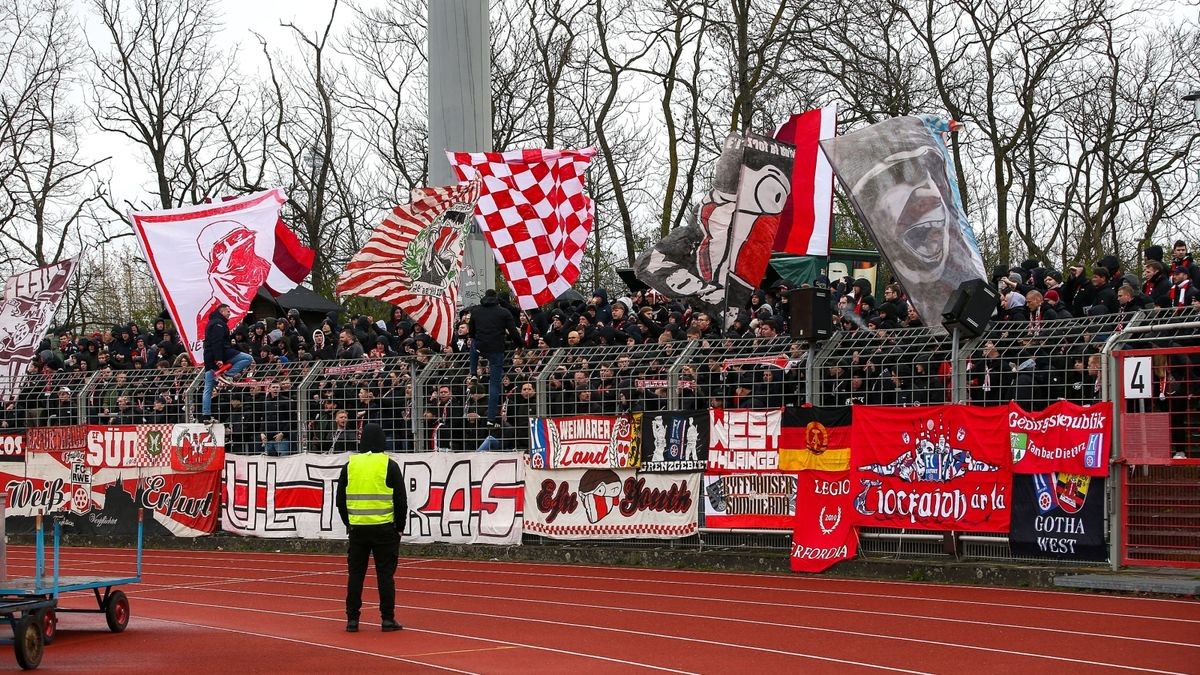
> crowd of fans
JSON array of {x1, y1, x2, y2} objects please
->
[{"x1": 1, "y1": 240, "x2": 1196, "y2": 456}]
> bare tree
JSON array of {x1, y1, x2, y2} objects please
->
[
  {"x1": 257, "y1": 0, "x2": 363, "y2": 296},
  {"x1": 705, "y1": 0, "x2": 809, "y2": 133},
  {"x1": 339, "y1": 0, "x2": 429, "y2": 205},
  {"x1": 0, "y1": 0, "x2": 103, "y2": 269},
  {"x1": 88, "y1": 0, "x2": 240, "y2": 213},
  {"x1": 1040, "y1": 19, "x2": 1200, "y2": 268}
]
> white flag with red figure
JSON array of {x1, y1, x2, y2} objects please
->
[
  {"x1": 335, "y1": 181, "x2": 480, "y2": 349},
  {"x1": 131, "y1": 189, "x2": 314, "y2": 365},
  {"x1": 447, "y1": 147, "x2": 596, "y2": 310},
  {"x1": 773, "y1": 105, "x2": 837, "y2": 256}
]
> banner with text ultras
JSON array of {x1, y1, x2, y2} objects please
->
[
  {"x1": 524, "y1": 467, "x2": 699, "y2": 539},
  {"x1": 222, "y1": 452, "x2": 524, "y2": 544},
  {"x1": 2, "y1": 424, "x2": 220, "y2": 537},
  {"x1": 529, "y1": 416, "x2": 637, "y2": 470},
  {"x1": 851, "y1": 405, "x2": 1012, "y2": 532}
]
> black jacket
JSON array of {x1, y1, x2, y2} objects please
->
[
  {"x1": 203, "y1": 311, "x2": 231, "y2": 370},
  {"x1": 470, "y1": 293, "x2": 522, "y2": 353}
]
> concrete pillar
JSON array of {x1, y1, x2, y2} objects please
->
[{"x1": 429, "y1": 0, "x2": 495, "y2": 309}]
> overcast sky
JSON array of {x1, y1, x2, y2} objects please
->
[{"x1": 80, "y1": 0, "x2": 362, "y2": 209}]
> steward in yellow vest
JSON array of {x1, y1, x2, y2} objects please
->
[{"x1": 335, "y1": 422, "x2": 406, "y2": 633}]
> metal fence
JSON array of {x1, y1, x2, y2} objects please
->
[
  {"x1": 2, "y1": 308, "x2": 1196, "y2": 565},
  {"x1": 1103, "y1": 307, "x2": 1200, "y2": 567}
]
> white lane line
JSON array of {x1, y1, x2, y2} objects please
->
[
  {"x1": 130, "y1": 569, "x2": 1200, "y2": 649},
  {"x1": 131, "y1": 615, "x2": 477, "y2": 673},
  {"x1": 136, "y1": 596, "x2": 697, "y2": 674},
  {"x1": 136, "y1": 584, "x2": 991, "y2": 674},
  {"x1": 106, "y1": 556, "x2": 1200, "y2": 626},
  {"x1": 135, "y1": 573, "x2": 1198, "y2": 673},
  {"x1": 18, "y1": 546, "x2": 1199, "y2": 610}
]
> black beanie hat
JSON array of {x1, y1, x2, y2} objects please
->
[
  {"x1": 359, "y1": 423, "x2": 387, "y2": 453},
  {"x1": 1144, "y1": 245, "x2": 1164, "y2": 263}
]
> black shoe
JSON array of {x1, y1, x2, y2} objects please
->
[
  {"x1": 346, "y1": 619, "x2": 359, "y2": 633},
  {"x1": 202, "y1": 416, "x2": 218, "y2": 425},
  {"x1": 381, "y1": 619, "x2": 402, "y2": 632}
]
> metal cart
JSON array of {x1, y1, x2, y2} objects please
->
[{"x1": 0, "y1": 501, "x2": 143, "y2": 670}]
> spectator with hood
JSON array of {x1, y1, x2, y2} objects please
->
[
  {"x1": 469, "y1": 289, "x2": 522, "y2": 429},
  {"x1": 590, "y1": 289, "x2": 613, "y2": 326}
]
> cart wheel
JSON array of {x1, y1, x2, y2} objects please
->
[
  {"x1": 104, "y1": 591, "x2": 129, "y2": 633},
  {"x1": 33, "y1": 609, "x2": 55, "y2": 645},
  {"x1": 14, "y1": 615, "x2": 44, "y2": 670}
]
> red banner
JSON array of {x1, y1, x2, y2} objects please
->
[
  {"x1": 851, "y1": 405, "x2": 1011, "y2": 532},
  {"x1": 791, "y1": 470, "x2": 857, "y2": 572},
  {"x1": 1008, "y1": 401, "x2": 1110, "y2": 476},
  {"x1": 2, "y1": 445, "x2": 218, "y2": 537}
]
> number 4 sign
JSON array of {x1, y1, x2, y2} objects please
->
[{"x1": 1123, "y1": 356, "x2": 1152, "y2": 400}]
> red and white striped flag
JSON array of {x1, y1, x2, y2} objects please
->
[
  {"x1": 335, "y1": 182, "x2": 481, "y2": 349},
  {"x1": 447, "y1": 147, "x2": 596, "y2": 310},
  {"x1": 131, "y1": 188, "x2": 314, "y2": 365},
  {"x1": 773, "y1": 105, "x2": 837, "y2": 256}
]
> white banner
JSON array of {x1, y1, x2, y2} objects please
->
[
  {"x1": 221, "y1": 452, "x2": 524, "y2": 545},
  {"x1": 130, "y1": 189, "x2": 304, "y2": 365},
  {"x1": 524, "y1": 467, "x2": 699, "y2": 540}
]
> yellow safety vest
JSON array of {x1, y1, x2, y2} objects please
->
[{"x1": 346, "y1": 453, "x2": 394, "y2": 526}]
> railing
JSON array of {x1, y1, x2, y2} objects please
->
[{"x1": 1, "y1": 307, "x2": 1196, "y2": 566}]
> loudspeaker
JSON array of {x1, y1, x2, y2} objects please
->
[
  {"x1": 941, "y1": 278, "x2": 998, "y2": 338},
  {"x1": 789, "y1": 287, "x2": 833, "y2": 342}
]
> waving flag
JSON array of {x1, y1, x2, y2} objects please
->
[
  {"x1": 0, "y1": 258, "x2": 78, "y2": 401},
  {"x1": 336, "y1": 182, "x2": 480, "y2": 348},
  {"x1": 820, "y1": 116, "x2": 985, "y2": 332},
  {"x1": 773, "y1": 105, "x2": 837, "y2": 256},
  {"x1": 131, "y1": 189, "x2": 314, "y2": 365},
  {"x1": 447, "y1": 148, "x2": 595, "y2": 310},
  {"x1": 635, "y1": 133, "x2": 794, "y2": 323}
]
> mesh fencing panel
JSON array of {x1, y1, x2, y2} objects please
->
[{"x1": 814, "y1": 327, "x2": 952, "y2": 407}]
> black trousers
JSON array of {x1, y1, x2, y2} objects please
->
[{"x1": 345, "y1": 523, "x2": 400, "y2": 621}]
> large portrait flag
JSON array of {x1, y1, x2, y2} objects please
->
[
  {"x1": 131, "y1": 189, "x2": 313, "y2": 364},
  {"x1": 821, "y1": 116, "x2": 986, "y2": 333},
  {"x1": 0, "y1": 258, "x2": 77, "y2": 401},
  {"x1": 851, "y1": 404, "x2": 1011, "y2": 531},
  {"x1": 336, "y1": 182, "x2": 480, "y2": 348},
  {"x1": 448, "y1": 148, "x2": 595, "y2": 309}
]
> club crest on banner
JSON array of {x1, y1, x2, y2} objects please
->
[
  {"x1": 851, "y1": 405, "x2": 1011, "y2": 532},
  {"x1": 170, "y1": 423, "x2": 225, "y2": 473}
]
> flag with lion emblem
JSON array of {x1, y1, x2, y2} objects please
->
[{"x1": 336, "y1": 181, "x2": 481, "y2": 349}]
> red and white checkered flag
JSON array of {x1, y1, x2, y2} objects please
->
[
  {"x1": 447, "y1": 147, "x2": 596, "y2": 310},
  {"x1": 335, "y1": 182, "x2": 480, "y2": 349}
]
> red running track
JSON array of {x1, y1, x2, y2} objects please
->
[{"x1": 4, "y1": 546, "x2": 1198, "y2": 673}]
